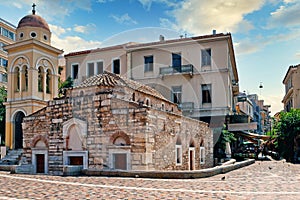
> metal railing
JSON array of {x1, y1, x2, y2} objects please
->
[{"x1": 159, "y1": 64, "x2": 193, "y2": 75}]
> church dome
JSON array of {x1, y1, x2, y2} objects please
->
[{"x1": 17, "y1": 14, "x2": 50, "y2": 31}]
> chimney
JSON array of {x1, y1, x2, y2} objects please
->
[
  {"x1": 212, "y1": 30, "x2": 216, "y2": 35},
  {"x1": 159, "y1": 35, "x2": 165, "y2": 42}
]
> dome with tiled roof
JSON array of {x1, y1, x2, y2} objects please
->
[
  {"x1": 16, "y1": 4, "x2": 51, "y2": 44},
  {"x1": 17, "y1": 14, "x2": 50, "y2": 31}
]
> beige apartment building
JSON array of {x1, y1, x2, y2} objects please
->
[
  {"x1": 282, "y1": 64, "x2": 300, "y2": 111},
  {"x1": 65, "y1": 33, "x2": 239, "y2": 134},
  {"x1": 0, "y1": 18, "x2": 16, "y2": 88}
]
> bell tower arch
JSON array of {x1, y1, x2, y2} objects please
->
[{"x1": 4, "y1": 4, "x2": 63, "y2": 149}]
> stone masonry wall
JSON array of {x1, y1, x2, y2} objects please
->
[{"x1": 22, "y1": 82, "x2": 213, "y2": 174}]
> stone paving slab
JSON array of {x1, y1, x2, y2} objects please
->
[{"x1": 0, "y1": 160, "x2": 300, "y2": 199}]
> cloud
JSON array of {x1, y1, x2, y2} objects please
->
[
  {"x1": 172, "y1": 0, "x2": 265, "y2": 35},
  {"x1": 268, "y1": 2, "x2": 300, "y2": 28},
  {"x1": 0, "y1": 0, "x2": 92, "y2": 22},
  {"x1": 48, "y1": 24, "x2": 101, "y2": 54},
  {"x1": 49, "y1": 24, "x2": 71, "y2": 36},
  {"x1": 111, "y1": 13, "x2": 138, "y2": 25},
  {"x1": 261, "y1": 94, "x2": 284, "y2": 114},
  {"x1": 74, "y1": 23, "x2": 96, "y2": 34},
  {"x1": 137, "y1": 0, "x2": 177, "y2": 11}
]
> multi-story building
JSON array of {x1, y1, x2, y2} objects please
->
[
  {"x1": 0, "y1": 18, "x2": 16, "y2": 88},
  {"x1": 65, "y1": 33, "x2": 239, "y2": 138},
  {"x1": 282, "y1": 64, "x2": 300, "y2": 112}
]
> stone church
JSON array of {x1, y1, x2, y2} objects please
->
[{"x1": 4, "y1": 6, "x2": 213, "y2": 175}]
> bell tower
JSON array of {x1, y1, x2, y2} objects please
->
[{"x1": 4, "y1": 4, "x2": 63, "y2": 149}]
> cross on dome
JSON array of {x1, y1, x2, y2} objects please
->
[{"x1": 32, "y1": 3, "x2": 36, "y2": 15}]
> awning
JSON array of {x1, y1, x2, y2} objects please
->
[{"x1": 233, "y1": 131, "x2": 270, "y2": 141}]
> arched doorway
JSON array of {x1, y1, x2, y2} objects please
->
[{"x1": 14, "y1": 111, "x2": 25, "y2": 149}]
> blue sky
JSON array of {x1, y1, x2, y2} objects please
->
[{"x1": 1, "y1": 0, "x2": 300, "y2": 114}]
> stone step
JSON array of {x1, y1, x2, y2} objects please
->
[{"x1": 0, "y1": 149, "x2": 23, "y2": 165}]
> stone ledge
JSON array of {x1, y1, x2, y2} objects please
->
[
  {"x1": 0, "y1": 165, "x2": 16, "y2": 172},
  {"x1": 82, "y1": 159, "x2": 255, "y2": 179}
]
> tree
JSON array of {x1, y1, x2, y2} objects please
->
[
  {"x1": 0, "y1": 86, "x2": 7, "y2": 145},
  {"x1": 58, "y1": 76, "x2": 73, "y2": 97},
  {"x1": 275, "y1": 109, "x2": 300, "y2": 162},
  {"x1": 214, "y1": 125, "x2": 236, "y2": 159}
]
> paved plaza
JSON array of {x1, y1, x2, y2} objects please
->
[{"x1": 0, "y1": 160, "x2": 300, "y2": 199}]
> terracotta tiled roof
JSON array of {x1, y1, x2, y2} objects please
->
[
  {"x1": 17, "y1": 14, "x2": 50, "y2": 31},
  {"x1": 74, "y1": 71, "x2": 167, "y2": 100}
]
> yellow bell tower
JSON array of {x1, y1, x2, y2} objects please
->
[{"x1": 4, "y1": 4, "x2": 63, "y2": 149}]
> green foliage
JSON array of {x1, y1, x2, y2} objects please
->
[
  {"x1": 58, "y1": 76, "x2": 73, "y2": 97},
  {"x1": 214, "y1": 125, "x2": 236, "y2": 158},
  {"x1": 0, "y1": 86, "x2": 7, "y2": 145},
  {"x1": 218, "y1": 126, "x2": 236, "y2": 150},
  {"x1": 275, "y1": 109, "x2": 300, "y2": 162}
]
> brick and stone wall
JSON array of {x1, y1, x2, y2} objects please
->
[{"x1": 21, "y1": 73, "x2": 213, "y2": 175}]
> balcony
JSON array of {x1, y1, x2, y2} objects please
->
[
  {"x1": 159, "y1": 64, "x2": 193, "y2": 76},
  {"x1": 178, "y1": 102, "x2": 194, "y2": 115}
]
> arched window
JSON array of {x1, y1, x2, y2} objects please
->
[
  {"x1": 175, "y1": 137, "x2": 182, "y2": 165},
  {"x1": 21, "y1": 66, "x2": 28, "y2": 91},
  {"x1": 46, "y1": 69, "x2": 51, "y2": 94},
  {"x1": 146, "y1": 98, "x2": 150, "y2": 106},
  {"x1": 113, "y1": 137, "x2": 127, "y2": 146},
  {"x1": 14, "y1": 67, "x2": 20, "y2": 92},
  {"x1": 38, "y1": 67, "x2": 43, "y2": 92}
]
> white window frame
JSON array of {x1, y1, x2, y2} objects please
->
[
  {"x1": 32, "y1": 148, "x2": 48, "y2": 174},
  {"x1": 200, "y1": 146, "x2": 205, "y2": 164},
  {"x1": 86, "y1": 61, "x2": 95, "y2": 78},
  {"x1": 109, "y1": 148, "x2": 131, "y2": 170},
  {"x1": 188, "y1": 147, "x2": 195, "y2": 170},
  {"x1": 63, "y1": 151, "x2": 88, "y2": 169},
  {"x1": 96, "y1": 60, "x2": 104, "y2": 74},
  {"x1": 175, "y1": 145, "x2": 182, "y2": 166}
]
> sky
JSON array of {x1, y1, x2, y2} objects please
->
[{"x1": 1, "y1": 0, "x2": 300, "y2": 115}]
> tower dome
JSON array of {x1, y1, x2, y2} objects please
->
[
  {"x1": 17, "y1": 14, "x2": 50, "y2": 31},
  {"x1": 15, "y1": 4, "x2": 51, "y2": 44}
]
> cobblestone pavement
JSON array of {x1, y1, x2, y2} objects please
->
[{"x1": 0, "y1": 160, "x2": 300, "y2": 199}]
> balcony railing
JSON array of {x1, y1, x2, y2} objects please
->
[
  {"x1": 159, "y1": 64, "x2": 193, "y2": 76},
  {"x1": 178, "y1": 102, "x2": 194, "y2": 110}
]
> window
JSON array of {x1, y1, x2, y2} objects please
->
[
  {"x1": 113, "y1": 59, "x2": 120, "y2": 74},
  {"x1": 172, "y1": 86, "x2": 182, "y2": 104},
  {"x1": 21, "y1": 66, "x2": 28, "y2": 91},
  {"x1": 172, "y1": 53, "x2": 181, "y2": 68},
  {"x1": 202, "y1": 84, "x2": 212, "y2": 103},
  {"x1": 2, "y1": 28, "x2": 8, "y2": 37},
  {"x1": 176, "y1": 145, "x2": 182, "y2": 165},
  {"x1": 200, "y1": 146, "x2": 205, "y2": 164},
  {"x1": 38, "y1": 67, "x2": 43, "y2": 92},
  {"x1": 30, "y1": 32, "x2": 37, "y2": 38},
  {"x1": 201, "y1": 49, "x2": 211, "y2": 66},
  {"x1": 144, "y1": 55, "x2": 153, "y2": 72},
  {"x1": 0, "y1": 58, "x2": 8, "y2": 68},
  {"x1": 72, "y1": 64, "x2": 79, "y2": 79},
  {"x1": 0, "y1": 42, "x2": 7, "y2": 52},
  {"x1": 176, "y1": 137, "x2": 182, "y2": 165},
  {"x1": 46, "y1": 69, "x2": 51, "y2": 94},
  {"x1": 97, "y1": 61, "x2": 103, "y2": 74},
  {"x1": 87, "y1": 62, "x2": 94, "y2": 77}
]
